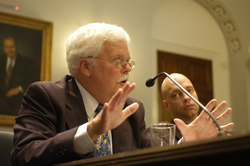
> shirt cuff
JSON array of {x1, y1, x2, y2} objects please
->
[
  {"x1": 73, "y1": 122, "x2": 96, "y2": 156},
  {"x1": 177, "y1": 137, "x2": 184, "y2": 144},
  {"x1": 18, "y1": 86, "x2": 23, "y2": 93}
]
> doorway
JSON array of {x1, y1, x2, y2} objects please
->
[{"x1": 157, "y1": 50, "x2": 213, "y2": 123}]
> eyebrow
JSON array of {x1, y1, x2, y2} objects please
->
[
  {"x1": 116, "y1": 55, "x2": 131, "y2": 61},
  {"x1": 169, "y1": 89, "x2": 181, "y2": 95},
  {"x1": 185, "y1": 85, "x2": 194, "y2": 89}
]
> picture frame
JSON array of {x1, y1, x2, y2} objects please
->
[{"x1": 0, "y1": 11, "x2": 52, "y2": 126}]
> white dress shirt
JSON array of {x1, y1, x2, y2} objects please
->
[
  {"x1": 73, "y1": 80, "x2": 113, "y2": 156},
  {"x1": 6, "y1": 56, "x2": 16, "y2": 71}
]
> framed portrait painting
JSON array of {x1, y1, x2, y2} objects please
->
[{"x1": 0, "y1": 11, "x2": 52, "y2": 126}]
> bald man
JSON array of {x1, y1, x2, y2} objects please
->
[
  {"x1": 161, "y1": 73, "x2": 200, "y2": 141},
  {"x1": 0, "y1": 37, "x2": 39, "y2": 115}
]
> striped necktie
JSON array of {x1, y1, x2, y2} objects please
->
[
  {"x1": 4, "y1": 59, "x2": 14, "y2": 92},
  {"x1": 94, "y1": 104, "x2": 111, "y2": 157}
]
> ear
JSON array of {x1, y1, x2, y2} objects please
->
[
  {"x1": 163, "y1": 100, "x2": 169, "y2": 109},
  {"x1": 78, "y1": 58, "x2": 90, "y2": 77}
]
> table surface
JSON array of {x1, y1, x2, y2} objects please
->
[{"x1": 54, "y1": 131, "x2": 250, "y2": 166}]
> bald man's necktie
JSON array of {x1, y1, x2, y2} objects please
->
[{"x1": 94, "y1": 104, "x2": 111, "y2": 157}]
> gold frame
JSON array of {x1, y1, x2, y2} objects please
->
[{"x1": 0, "y1": 12, "x2": 52, "y2": 126}]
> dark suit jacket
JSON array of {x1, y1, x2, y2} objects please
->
[
  {"x1": 0, "y1": 54, "x2": 40, "y2": 115},
  {"x1": 11, "y1": 75, "x2": 151, "y2": 166}
]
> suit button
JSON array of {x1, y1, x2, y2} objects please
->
[{"x1": 54, "y1": 153, "x2": 59, "y2": 159}]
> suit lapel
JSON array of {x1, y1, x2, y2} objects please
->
[
  {"x1": 112, "y1": 101, "x2": 133, "y2": 153},
  {"x1": 64, "y1": 76, "x2": 88, "y2": 129},
  {"x1": 10, "y1": 54, "x2": 21, "y2": 77}
]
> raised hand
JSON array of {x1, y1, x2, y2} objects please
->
[
  {"x1": 174, "y1": 99, "x2": 234, "y2": 142},
  {"x1": 5, "y1": 87, "x2": 21, "y2": 97},
  {"x1": 88, "y1": 82, "x2": 139, "y2": 141}
]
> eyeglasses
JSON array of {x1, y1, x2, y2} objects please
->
[{"x1": 87, "y1": 56, "x2": 135, "y2": 70}]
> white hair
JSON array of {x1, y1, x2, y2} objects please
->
[{"x1": 66, "y1": 23, "x2": 130, "y2": 76}]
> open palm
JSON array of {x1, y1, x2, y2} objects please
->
[{"x1": 174, "y1": 99, "x2": 234, "y2": 142}]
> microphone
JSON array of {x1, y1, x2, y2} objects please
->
[{"x1": 146, "y1": 72, "x2": 226, "y2": 136}]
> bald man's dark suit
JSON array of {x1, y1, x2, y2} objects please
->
[{"x1": 11, "y1": 75, "x2": 151, "y2": 166}]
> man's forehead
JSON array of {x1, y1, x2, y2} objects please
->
[
  {"x1": 102, "y1": 42, "x2": 130, "y2": 57},
  {"x1": 165, "y1": 77, "x2": 193, "y2": 92}
]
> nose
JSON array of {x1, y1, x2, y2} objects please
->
[
  {"x1": 183, "y1": 93, "x2": 191, "y2": 102},
  {"x1": 122, "y1": 62, "x2": 132, "y2": 73}
]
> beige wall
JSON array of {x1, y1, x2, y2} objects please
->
[{"x1": 0, "y1": 0, "x2": 249, "y2": 132}]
